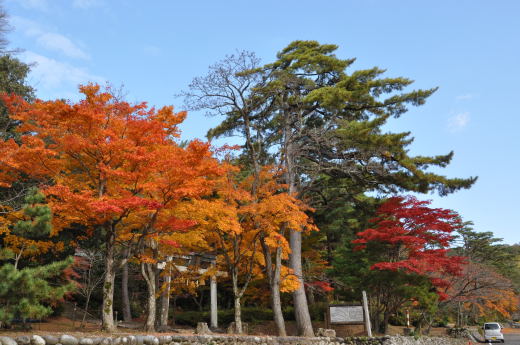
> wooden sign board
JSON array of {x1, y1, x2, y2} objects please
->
[{"x1": 328, "y1": 305, "x2": 364, "y2": 325}]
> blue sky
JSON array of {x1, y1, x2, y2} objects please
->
[{"x1": 4, "y1": 0, "x2": 519, "y2": 244}]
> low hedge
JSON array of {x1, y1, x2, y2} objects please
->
[
  {"x1": 173, "y1": 303, "x2": 327, "y2": 327},
  {"x1": 173, "y1": 308, "x2": 272, "y2": 327}
]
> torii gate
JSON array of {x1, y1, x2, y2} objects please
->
[{"x1": 158, "y1": 253, "x2": 225, "y2": 328}]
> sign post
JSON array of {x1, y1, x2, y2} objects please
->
[
  {"x1": 327, "y1": 293, "x2": 372, "y2": 337},
  {"x1": 329, "y1": 305, "x2": 364, "y2": 324},
  {"x1": 362, "y1": 291, "x2": 372, "y2": 337}
]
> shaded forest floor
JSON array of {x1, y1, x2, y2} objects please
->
[{"x1": 1, "y1": 314, "x2": 519, "y2": 338}]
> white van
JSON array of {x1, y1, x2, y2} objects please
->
[{"x1": 483, "y1": 322, "x2": 505, "y2": 343}]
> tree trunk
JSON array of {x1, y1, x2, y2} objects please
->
[
  {"x1": 290, "y1": 229, "x2": 314, "y2": 336},
  {"x1": 307, "y1": 286, "x2": 315, "y2": 306},
  {"x1": 14, "y1": 244, "x2": 24, "y2": 270},
  {"x1": 382, "y1": 310, "x2": 390, "y2": 334},
  {"x1": 81, "y1": 290, "x2": 92, "y2": 327},
  {"x1": 154, "y1": 269, "x2": 161, "y2": 329},
  {"x1": 261, "y1": 238, "x2": 286, "y2": 336},
  {"x1": 284, "y1": 115, "x2": 314, "y2": 337},
  {"x1": 373, "y1": 313, "x2": 380, "y2": 335},
  {"x1": 234, "y1": 296, "x2": 243, "y2": 334},
  {"x1": 232, "y1": 271, "x2": 243, "y2": 334},
  {"x1": 102, "y1": 234, "x2": 116, "y2": 332},
  {"x1": 159, "y1": 272, "x2": 171, "y2": 329},
  {"x1": 272, "y1": 246, "x2": 286, "y2": 336},
  {"x1": 141, "y1": 262, "x2": 156, "y2": 332},
  {"x1": 121, "y1": 260, "x2": 132, "y2": 322}
]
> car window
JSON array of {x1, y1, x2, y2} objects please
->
[{"x1": 485, "y1": 324, "x2": 500, "y2": 330}]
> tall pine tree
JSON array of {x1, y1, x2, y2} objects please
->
[{"x1": 186, "y1": 40, "x2": 476, "y2": 336}]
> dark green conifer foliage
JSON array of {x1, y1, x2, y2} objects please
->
[
  {"x1": 453, "y1": 222, "x2": 520, "y2": 290},
  {"x1": 0, "y1": 258, "x2": 74, "y2": 325},
  {"x1": 255, "y1": 40, "x2": 476, "y2": 196},
  {"x1": 12, "y1": 188, "x2": 52, "y2": 240},
  {"x1": 0, "y1": 55, "x2": 35, "y2": 141},
  {"x1": 0, "y1": 189, "x2": 74, "y2": 326}
]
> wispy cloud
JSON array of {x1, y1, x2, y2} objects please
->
[
  {"x1": 12, "y1": 16, "x2": 89, "y2": 60},
  {"x1": 456, "y1": 93, "x2": 476, "y2": 101},
  {"x1": 448, "y1": 112, "x2": 470, "y2": 132},
  {"x1": 36, "y1": 32, "x2": 89, "y2": 60},
  {"x1": 21, "y1": 51, "x2": 104, "y2": 90},
  {"x1": 72, "y1": 0, "x2": 104, "y2": 9}
]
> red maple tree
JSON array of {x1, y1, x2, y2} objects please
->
[{"x1": 353, "y1": 196, "x2": 465, "y2": 296}]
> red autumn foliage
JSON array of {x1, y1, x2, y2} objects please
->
[
  {"x1": 306, "y1": 280, "x2": 334, "y2": 293},
  {"x1": 353, "y1": 196, "x2": 465, "y2": 296}
]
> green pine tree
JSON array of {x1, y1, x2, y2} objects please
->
[
  {"x1": 0, "y1": 258, "x2": 74, "y2": 327},
  {"x1": 0, "y1": 188, "x2": 75, "y2": 327},
  {"x1": 185, "y1": 40, "x2": 477, "y2": 336}
]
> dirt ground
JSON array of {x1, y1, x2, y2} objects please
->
[
  {"x1": 0, "y1": 316, "x2": 455, "y2": 337},
  {"x1": 0, "y1": 316, "x2": 194, "y2": 337},
  {"x1": 4, "y1": 316, "x2": 519, "y2": 338}
]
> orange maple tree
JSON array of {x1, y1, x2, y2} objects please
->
[{"x1": 0, "y1": 84, "x2": 221, "y2": 331}]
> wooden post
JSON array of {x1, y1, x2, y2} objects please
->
[
  {"x1": 362, "y1": 291, "x2": 372, "y2": 337},
  {"x1": 210, "y1": 261, "x2": 218, "y2": 328},
  {"x1": 72, "y1": 303, "x2": 77, "y2": 329},
  {"x1": 325, "y1": 303, "x2": 330, "y2": 329}
]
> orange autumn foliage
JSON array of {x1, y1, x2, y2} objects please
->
[
  {"x1": 0, "y1": 205, "x2": 64, "y2": 260},
  {"x1": 0, "y1": 84, "x2": 221, "y2": 244},
  {"x1": 445, "y1": 261, "x2": 518, "y2": 319},
  {"x1": 0, "y1": 84, "x2": 223, "y2": 329},
  {"x1": 177, "y1": 163, "x2": 317, "y2": 294}
]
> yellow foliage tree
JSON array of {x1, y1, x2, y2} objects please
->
[{"x1": 177, "y1": 163, "x2": 317, "y2": 334}]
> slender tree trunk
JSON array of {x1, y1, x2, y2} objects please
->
[
  {"x1": 234, "y1": 296, "x2": 243, "y2": 334},
  {"x1": 232, "y1": 271, "x2": 243, "y2": 334},
  {"x1": 425, "y1": 315, "x2": 433, "y2": 335},
  {"x1": 81, "y1": 291, "x2": 92, "y2": 327},
  {"x1": 141, "y1": 262, "x2": 157, "y2": 332},
  {"x1": 272, "y1": 246, "x2": 286, "y2": 336},
  {"x1": 261, "y1": 238, "x2": 286, "y2": 336},
  {"x1": 14, "y1": 244, "x2": 24, "y2": 270},
  {"x1": 154, "y1": 269, "x2": 161, "y2": 329},
  {"x1": 121, "y1": 259, "x2": 132, "y2": 322},
  {"x1": 102, "y1": 233, "x2": 116, "y2": 332},
  {"x1": 307, "y1": 286, "x2": 315, "y2": 306},
  {"x1": 373, "y1": 313, "x2": 380, "y2": 334},
  {"x1": 382, "y1": 310, "x2": 390, "y2": 334}
]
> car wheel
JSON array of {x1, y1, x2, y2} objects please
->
[{"x1": 501, "y1": 340, "x2": 505, "y2": 343}]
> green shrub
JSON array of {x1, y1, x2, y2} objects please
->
[
  {"x1": 173, "y1": 310, "x2": 209, "y2": 326},
  {"x1": 282, "y1": 303, "x2": 327, "y2": 321},
  {"x1": 174, "y1": 304, "x2": 327, "y2": 327},
  {"x1": 309, "y1": 302, "x2": 327, "y2": 321}
]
